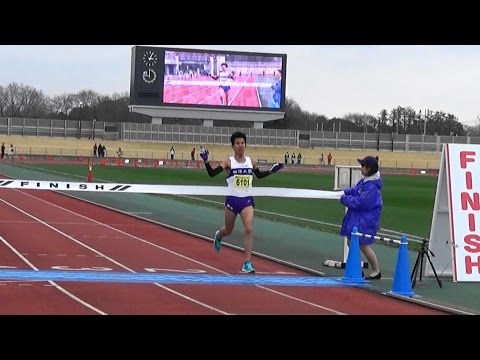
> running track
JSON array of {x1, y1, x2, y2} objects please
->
[
  {"x1": 163, "y1": 76, "x2": 261, "y2": 107},
  {"x1": 0, "y1": 188, "x2": 449, "y2": 315}
]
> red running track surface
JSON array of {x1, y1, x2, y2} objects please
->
[
  {"x1": 0, "y1": 188, "x2": 450, "y2": 315},
  {"x1": 163, "y1": 76, "x2": 261, "y2": 107}
]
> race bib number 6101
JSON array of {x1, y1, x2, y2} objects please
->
[{"x1": 233, "y1": 175, "x2": 252, "y2": 188}]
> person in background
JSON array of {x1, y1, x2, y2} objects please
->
[
  {"x1": 97, "y1": 143, "x2": 104, "y2": 157},
  {"x1": 270, "y1": 68, "x2": 282, "y2": 108},
  {"x1": 8, "y1": 144, "x2": 15, "y2": 162}
]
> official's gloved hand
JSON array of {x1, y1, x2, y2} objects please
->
[
  {"x1": 269, "y1": 162, "x2": 284, "y2": 173},
  {"x1": 200, "y1": 148, "x2": 209, "y2": 162}
]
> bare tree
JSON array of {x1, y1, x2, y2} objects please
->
[
  {"x1": 2, "y1": 82, "x2": 22, "y2": 117},
  {"x1": 344, "y1": 112, "x2": 376, "y2": 132},
  {"x1": 0, "y1": 85, "x2": 5, "y2": 117},
  {"x1": 378, "y1": 109, "x2": 388, "y2": 132},
  {"x1": 0, "y1": 82, "x2": 48, "y2": 117},
  {"x1": 49, "y1": 93, "x2": 76, "y2": 116},
  {"x1": 465, "y1": 116, "x2": 480, "y2": 136},
  {"x1": 19, "y1": 85, "x2": 48, "y2": 117},
  {"x1": 76, "y1": 89, "x2": 101, "y2": 108},
  {"x1": 110, "y1": 92, "x2": 129, "y2": 101}
]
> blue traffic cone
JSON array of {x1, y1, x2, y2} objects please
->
[
  {"x1": 389, "y1": 235, "x2": 415, "y2": 297},
  {"x1": 342, "y1": 226, "x2": 365, "y2": 283}
]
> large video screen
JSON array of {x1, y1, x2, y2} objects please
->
[{"x1": 162, "y1": 49, "x2": 286, "y2": 110}]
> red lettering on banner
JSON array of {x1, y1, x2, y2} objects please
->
[
  {"x1": 464, "y1": 234, "x2": 480, "y2": 252},
  {"x1": 465, "y1": 256, "x2": 480, "y2": 274},
  {"x1": 461, "y1": 192, "x2": 480, "y2": 210},
  {"x1": 460, "y1": 151, "x2": 476, "y2": 169},
  {"x1": 466, "y1": 172, "x2": 473, "y2": 190},
  {"x1": 469, "y1": 214, "x2": 476, "y2": 232},
  {"x1": 459, "y1": 151, "x2": 480, "y2": 278}
]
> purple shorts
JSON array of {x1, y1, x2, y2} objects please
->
[{"x1": 225, "y1": 196, "x2": 255, "y2": 215}]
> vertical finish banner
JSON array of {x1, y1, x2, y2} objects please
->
[{"x1": 446, "y1": 144, "x2": 480, "y2": 282}]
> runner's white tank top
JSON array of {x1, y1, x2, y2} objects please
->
[
  {"x1": 226, "y1": 156, "x2": 253, "y2": 197},
  {"x1": 219, "y1": 70, "x2": 231, "y2": 86}
]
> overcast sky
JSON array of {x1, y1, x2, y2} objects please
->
[{"x1": 0, "y1": 45, "x2": 479, "y2": 125}]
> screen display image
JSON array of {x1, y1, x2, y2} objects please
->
[{"x1": 162, "y1": 50, "x2": 285, "y2": 110}]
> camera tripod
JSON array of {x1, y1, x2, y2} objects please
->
[{"x1": 411, "y1": 239, "x2": 442, "y2": 289}]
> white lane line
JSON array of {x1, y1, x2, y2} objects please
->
[
  {"x1": 16, "y1": 190, "x2": 345, "y2": 315},
  {"x1": 0, "y1": 232, "x2": 107, "y2": 315},
  {"x1": 1, "y1": 195, "x2": 229, "y2": 315}
]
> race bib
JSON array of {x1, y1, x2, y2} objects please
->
[{"x1": 233, "y1": 175, "x2": 252, "y2": 188}]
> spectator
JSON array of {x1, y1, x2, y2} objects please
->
[
  {"x1": 8, "y1": 144, "x2": 15, "y2": 162},
  {"x1": 284, "y1": 152, "x2": 289, "y2": 164},
  {"x1": 320, "y1": 153, "x2": 324, "y2": 165},
  {"x1": 327, "y1": 152, "x2": 332, "y2": 165},
  {"x1": 1, "y1": 142, "x2": 5, "y2": 159},
  {"x1": 170, "y1": 146, "x2": 175, "y2": 160},
  {"x1": 93, "y1": 143, "x2": 97, "y2": 157},
  {"x1": 97, "y1": 143, "x2": 104, "y2": 157},
  {"x1": 191, "y1": 148, "x2": 196, "y2": 161},
  {"x1": 297, "y1": 152, "x2": 302, "y2": 164},
  {"x1": 116, "y1": 147, "x2": 123, "y2": 158},
  {"x1": 291, "y1": 152, "x2": 296, "y2": 164}
]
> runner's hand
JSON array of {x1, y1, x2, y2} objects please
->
[
  {"x1": 269, "y1": 163, "x2": 284, "y2": 173},
  {"x1": 200, "y1": 148, "x2": 209, "y2": 162}
]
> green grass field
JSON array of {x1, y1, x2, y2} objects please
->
[{"x1": 19, "y1": 163, "x2": 438, "y2": 240}]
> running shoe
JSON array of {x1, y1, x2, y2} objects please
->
[
  {"x1": 241, "y1": 260, "x2": 255, "y2": 274},
  {"x1": 213, "y1": 230, "x2": 222, "y2": 252}
]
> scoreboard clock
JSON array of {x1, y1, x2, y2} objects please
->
[
  {"x1": 130, "y1": 46, "x2": 162, "y2": 106},
  {"x1": 142, "y1": 50, "x2": 158, "y2": 67}
]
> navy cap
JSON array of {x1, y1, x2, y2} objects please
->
[{"x1": 357, "y1": 156, "x2": 378, "y2": 168}]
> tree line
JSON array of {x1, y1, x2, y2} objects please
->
[{"x1": 0, "y1": 81, "x2": 478, "y2": 136}]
